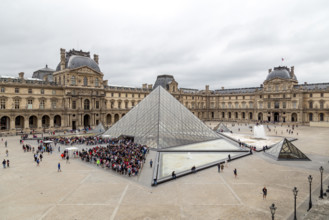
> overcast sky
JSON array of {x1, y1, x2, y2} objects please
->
[{"x1": 1, "y1": 0, "x2": 329, "y2": 89}]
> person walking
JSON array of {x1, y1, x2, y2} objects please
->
[
  {"x1": 262, "y1": 187, "x2": 267, "y2": 199},
  {"x1": 150, "y1": 159, "x2": 153, "y2": 168},
  {"x1": 221, "y1": 164, "x2": 224, "y2": 172},
  {"x1": 172, "y1": 171, "x2": 176, "y2": 179},
  {"x1": 6, "y1": 149, "x2": 8, "y2": 157},
  {"x1": 58, "y1": 162, "x2": 61, "y2": 172},
  {"x1": 36, "y1": 158, "x2": 40, "y2": 166},
  {"x1": 40, "y1": 154, "x2": 43, "y2": 162},
  {"x1": 2, "y1": 159, "x2": 6, "y2": 168},
  {"x1": 66, "y1": 155, "x2": 70, "y2": 164},
  {"x1": 6, "y1": 159, "x2": 9, "y2": 168},
  {"x1": 5, "y1": 140, "x2": 7, "y2": 148},
  {"x1": 233, "y1": 168, "x2": 237, "y2": 178},
  {"x1": 217, "y1": 163, "x2": 221, "y2": 173}
]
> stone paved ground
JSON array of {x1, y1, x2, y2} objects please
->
[{"x1": 0, "y1": 124, "x2": 329, "y2": 220}]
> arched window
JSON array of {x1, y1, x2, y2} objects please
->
[
  {"x1": 84, "y1": 99, "x2": 90, "y2": 110},
  {"x1": 71, "y1": 76, "x2": 76, "y2": 85},
  {"x1": 95, "y1": 78, "x2": 99, "y2": 86},
  {"x1": 84, "y1": 77, "x2": 88, "y2": 86}
]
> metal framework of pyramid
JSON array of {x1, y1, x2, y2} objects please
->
[
  {"x1": 265, "y1": 138, "x2": 310, "y2": 160},
  {"x1": 88, "y1": 123, "x2": 105, "y2": 134},
  {"x1": 214, "y1": 123, "x2": 231, "y2": 133},
  {"x1": 102, "y1": 86, "x2": 220, "y2": 149}
]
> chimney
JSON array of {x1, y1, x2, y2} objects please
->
[
  {"x1": 148, "y1": 84, "x2": 153, "y2": 89},
  {"x1": 221, "y1": 86, "x2": 224, "y2": 90},
  {"x1": 260, "y1": 84, "x2": 263, "y2": 88},
  {"x1": 290, "y1": 66, "x2": 295, "y2": 78},
  {"x1": 18, "y1": 72, "x2": 24, "y2": 79},
  {"x1": 142, "y1": 83, "x2": 147, "y2": 89},
  {"x1": 205, "y1": 85, "x2": 209, "y2": 91},
  {"x1": 268, "y1": 69, "x2": 272, "y2": 74},
  {"x1": 94, "y1": 54, "x2": 99, "y2": 64},
  {"x1": 304, "y1": 82, "x2": 307, "y2": 85},
  {"x1": 60, "y1": 48, "x2": 66, "y2": 70},
  {"x1": 103, "y1": 80, "x2": 108, "y2": 86}
]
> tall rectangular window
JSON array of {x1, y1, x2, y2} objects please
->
[
  {"x1": 40, "y1": 100, "x2": 45, "y2": 109},
  {"x1": 283, "y1": 102, "x2": 286, "y2": 108},
  {"x1": 52, "y1": 90, "x2": 56, "y2": 95},
  {"x1": 72, "y1": 101, "x2": 76, "y2": 109},
  {"x1": 28, "y1": 88, "x2": 32, "y2": 94},
  {"x1": 27, "y1": 99, "x2": 33, "y2": 109},
  {"x1": 15, "y1": 100, "x2": 20, "y2": 109},
  {"x1": 268, "y1": 102, "x2": 271, "y2": 108},
  {"x1": 96, "y1": 101, "x2": 99, "y2": 109},
  {"x1": 292, "y1": 102, "x2": 297, "y2": 109},
  {"x1": 275, "y1": 102, "x2": 279, "y2": 109},
  {"x1": 0, "y1": 99, "x2": 5, "y2": 109},
  {"x1": 52, "y1": 100, "x2": 56, "y2": 109},
  {"x1": 0, "y1": 87, "x2": 4, "y2": 93},
  {"x1": 15, "y1": 88, "x2": 19, "y2": 93},
  {"x1": 41, "y1": 89, "x2": 44, "y2": 94}
]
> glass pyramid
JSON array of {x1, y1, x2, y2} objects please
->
[
  {"x1": 102, "y1": 86, "x2": 221, "y2": 149},
  {"x1": 88, "y1": 123, "x2": 105, "y2": 134},
  {"x1": 214, "y1": 123, "x2": 231, "y2": 133},
  {"x1": 265, "y1": 138, "x2": 310, "y2": 160}
]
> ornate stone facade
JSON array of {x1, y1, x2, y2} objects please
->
[{"x1": 0, "y1": 49, "x2": 328, "y2": 134}]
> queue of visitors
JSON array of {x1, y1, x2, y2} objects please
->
[
  {"x1": 45, "y1": 136, "x2": 113, "y2": 146},
  {"x1": 79, "y1": 138, "x2": 148, "y2": 177}
]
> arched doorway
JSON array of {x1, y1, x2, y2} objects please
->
[
  {"x1": 258, "y1": 113, "x2": 263, "y2": 121},
  {"x1": 309, "y1": 113, "x2": 313, "y2": 121},
  {"x1": 15, "y1": 116, "x2": 24, "y2": 129},
  {"x1": 29, "y1": 115, "x2": 37, "y2": 128},
  {"x1": 42, "y1": 115, "x2": 50, "y2": 128},
  {"x1": 235, "y1": 112, "x2": 238, "y2": 119},
  {"x1": 54, "y1": 115, "x2": 61, "y2": 127},
  {"x1": 274, "y1": 112, "x2": 279, "y2": 122},
  {"x1": 228, "y1": 112, "x2": 231, "y2": 119},
  {"x1": 84, "y1": 114, "x2": 90, "y2": 128},
  {"x1": 242, "y1": 112, "x2": 246, "y2": 119},
  {"x1": 249, "y1": 112, "x2": 253, "y2": 120},
  {"x1": 114, "y1": 114, "x2": 119, "y2": 123},
  {"x1": 291, "y1": 113, "x2": 297, "y2": 122},
  {"x1": 222, "y1": 112, "x2": 225, "y2": 119},
  {"x1": 319, "y1": 113, "x2": 324, "y2": 121},
  {"x1": 0, "y1": 116, "x2": 10, "y2": 130},
  {"x1": 106, "y1": 114, "x2": 112, "y2": 125}
]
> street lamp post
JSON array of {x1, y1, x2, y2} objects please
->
[
  {"x1": 319, "y1": 166, "x2": 324, "y2": 199},
  {"x1": 308, "y1": 175, "x2": 312, "y2": 211},
  {"x1": 293, "y1": 187, "x2": 298, "y2": 220},
  {"x1": 269, "y1": 203, "x2": 276, "y2": 220}
]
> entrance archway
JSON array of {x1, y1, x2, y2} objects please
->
[
  {"x1": 0, "y1": 116, "x2": 10, "y2": 130},
  {"x1": 235, "y1": 112, "x2": 238, "y2": 119},
  {"x1": 42, "y1": 115, "x2": 50, "y2": 128},
  {"x1": 84, "y1": 114, "x2": 91, "y2": 128},
  {"x1": 291, "y1": 113, "x2": 297, "y2": 122},
  {"x1": 274, "y1": 112, "x2": 279, "y2": 122},
  {"x1": 249, "y1": 112, "x2": 253, "y2": 120},
  {"x1": 15, "y1": 116, "x2": 24, "y2": 129},
  {"x1": 54, "y1": 115, "x2": 61, "y2": 127},
  {"x1": 258, "y1": 113, "x2": 263, "y2": 121},
  {"x1": 29, "y1": 115, "x2": 37, "y2": 128},
  {"x1": 106, "y1": 114, "x2": 112, "y2": 125},
  {"x1": 114, "y1": 114, "x2": 119, "y2": 123}
]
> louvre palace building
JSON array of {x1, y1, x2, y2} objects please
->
[{"x1": 0, "y1": 48, "x2": 328, "y2": 134}]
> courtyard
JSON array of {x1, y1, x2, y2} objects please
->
[{"x1": 0, "y1": 123, "x2": 329, "y2": 220}]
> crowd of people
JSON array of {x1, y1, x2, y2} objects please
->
[
  {"x1": 44, "y1": 136, "x2": 112, "y2": 146},
  {"x1": 79, "y1": 138, "x2": 149, "y2": 177}
]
